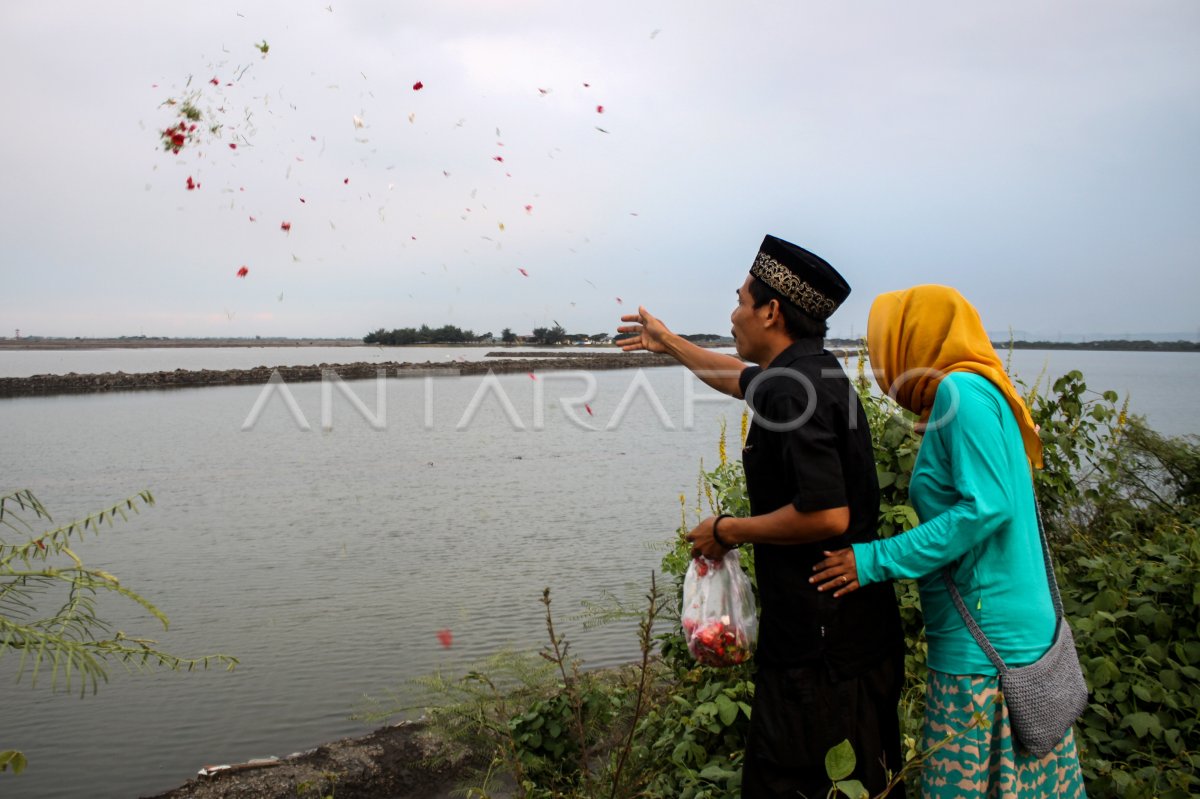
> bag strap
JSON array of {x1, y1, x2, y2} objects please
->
[{"x1": 942, "y1": 494, "x2": 1063, "y2": 676}]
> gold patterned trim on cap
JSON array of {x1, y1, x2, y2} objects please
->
[{"x1": 749, "y1": 252, "x2": 839, "y2": 319}]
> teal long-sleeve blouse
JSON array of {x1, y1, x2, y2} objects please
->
[{"x1": 852, "y1": 372, "x2": 1055, "y2": 676}]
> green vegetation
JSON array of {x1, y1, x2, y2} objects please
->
[
  {"x1": 364, "y1": 325, "x2": 487, "y2": 345},
  {"x1": 0, "y1": 489, "x2": 238, "y2": 775}
]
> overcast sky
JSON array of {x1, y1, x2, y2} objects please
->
[{"x1": 1, "y1": 1, "x2": 1196, "y2": 340}]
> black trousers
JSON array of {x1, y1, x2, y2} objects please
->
[{"x1": 741, "y1": 653, "x2": 905, "y2": 799}]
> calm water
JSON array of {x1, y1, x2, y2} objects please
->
[{"x1": 0, "y1": 349, "x2": 1195, "y2": 798}]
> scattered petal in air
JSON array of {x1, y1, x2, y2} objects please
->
[
  {"x1": 615, "y1": 297, "x2": 623, "y2": 304},
  {"x1": 524, "y1": 204, "x2": 533, "y2": 213},
  {"x1": 36, "y1": 539, "x2": 46, "y2": 551},
  {"x1": 249, "y1": 215, "x2": 256, "y2": 222},
  {"x1": 209, "y1": 77, "x2": 220, "y2": 86},
  {"x1": 186, "y1": 176, "x2": 199, "y2": 190},
  {"x1": 343, "y1": 178, "x2": 349, "y2": 184},
  {"x1": 236, "y1": 266, "x2": 249, "y2": 278},
  {"x1": 436, "y1": 629, "x2": 452, "y2": 648},
  {"x1": 537, "y1": 88, "x2": 550, "y2": 95},
  {"x1": 582, "y1": 82, "x2": 591, "y2": 88},
  {"x1": 492, "y1": 155, "x2": 504, "y2": 163},
  {"x1": 596, "y1": 105, "x2": 604, "y2": 113},
  {"x1": 442, "y1": 170, "x2": 450, "y2": 177},
  {"x1": 228, "y1": 142, "x2": 237, "y2": 149},
  {"x1": 408, "y1": 113, "x2": 415, "y2": 124},
  {"x1": 528, "y1": 373, "x2": 537, "y2": 380},
  {"x1": 585, "y1": 404, "x2": 594, "y2": 417},
  {"x1": 412, "y1": 80, "x2": 424, "y2": 91},
  {"x1": 352, "y1": 115, "x2": 365, "y2": 129},
  {"x1": 595, "y1": 127, "x2": 609, "y2": 134},
  {"x1": 499, "y1": 222, "x2": 506, "y2": 232},
  {"x1": 299, "y1": 197, "x2": 306, "y2": 203},
  {"x1": 517, "y1": 267, "x2": 528, "y2": 276},
  {"x1": 280, "y1": 221, "x2": 292, "y2": 233}
]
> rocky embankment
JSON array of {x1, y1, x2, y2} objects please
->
[{"x1": 0, "y1": 354, "x2": 678, "y2": 398}]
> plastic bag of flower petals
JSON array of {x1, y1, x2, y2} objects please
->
[{"x1": 681, "y1": 549, "x2": 758, "y2": 667}]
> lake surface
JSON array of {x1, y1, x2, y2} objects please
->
[{"x1": 0, "y1": 348, "x2": 1195, "y2": 798}]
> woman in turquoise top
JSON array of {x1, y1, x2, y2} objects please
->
[{"x1": 812, "y1": 285, "x2": 1086, "y2": 798}]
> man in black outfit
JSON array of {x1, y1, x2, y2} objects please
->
[{"x1": 617, "y1": 235, "x2": 904, "y2": 798}]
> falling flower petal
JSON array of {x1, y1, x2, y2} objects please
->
[
  {"x1": 492, "y1": 155, "x2": 504, "y2": 163},
  {"x1": 528, "y1": 373, "x2": 537, "y2": 380},
  {"x1": 538, "y1": 88, "x2": 550, "y2": 95},
  {"x1": 186, "y1": 176, "x2": 199, "y2": 191},
  {"x1": 436, "y1": 628, "x2": 452, "y2": 648},
  {"x1": 499, "y1": 222, "x2": 505, "y2": 232},
  {"x1": 585, "y1": 404, "x2": 594, "y2": 417},
  {"x1": 615, "y1": 297, "x2": 623, "y2": 304},
  {"x1": 299, "y1": 197, "x2": 306, "y2": 203},
  {"x1": 343, "y1": 178, "x2": 349, "y2": 184},
  {"x1": 352, "y1": 115, "x2": 364, "y2": 129},
  {"x1": 596, "y1": 105, "x2": 604, "y2": 113},
  {"x1": 412, "y1": 80, "x2": 424, "y2": 91},
  {"x1": 249, "y1": 215, "x2": 256, "y2": 222},
  {"x1": 524, "y1": 204, "x2": 533, "y2": 213},
  {"x1": 583, "y1": 82, "x2": 590, "y2": 87},
  {"x1": 228, "y1": 142, "x2": 237, "y2": 149},
  {"x1": 236, "y1": 266, "x2": 249, "y2": 278},
  {"x1": 209, "y1": 77, "x2": 220, "y2": 86},
  {"x1": 280, "y1": 221, "x2": 292, "y2": 232},
  {"x1": 517, "y1": 267, "x2": 528, "y2": 276}
]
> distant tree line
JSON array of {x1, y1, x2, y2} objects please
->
[
  {"x1": 999, "y1": 340, "x2": 1200, "y2": 353},
  {"x1": 365, "y1": 324, "x2": 732, "y2": 346},
  {"x1": 364, "y1": 325, "x2": 488, "y2": 345}
]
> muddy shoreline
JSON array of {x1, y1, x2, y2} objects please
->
[
  {"x1": 139, "y1": 720, "x2": 498, "y2": 799},
  {"x1": 0, "y1": 354, "x2": 680, "y2": 398}
]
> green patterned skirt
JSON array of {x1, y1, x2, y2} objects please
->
[{"x1": 921, "y1": 670, "x2": 1087, "y2": 799}]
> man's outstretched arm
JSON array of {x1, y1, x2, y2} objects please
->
[{"x1": 616, "y1": 305, "x2": 746, "y2": 397}]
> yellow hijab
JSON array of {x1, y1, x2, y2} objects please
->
[{"x1": 866, "y1": 284, "x2": 1043, "y2": 468}]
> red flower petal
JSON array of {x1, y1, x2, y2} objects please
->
[
  {"x1": 412, "y1": 80, "x2": 424, "y2": 91},
  {"x1": 229, "y1": 142, "x2": 237, "y2": 149},
  {"x1": 517, "y1": 267, "x2": 529, "y2": 276},
  {"x1": 585, "y1": 404, "x2": 594, "y2": 417},
  {"x1": 236, "y1": 266, "x2": 249, "y2": 277},
  {"x1": 528, "y1": 373, "x2": 537, "y2": 380},
  {"x1": 249, "y1": 215, "x2": 256, "y2": 222},
  {"x1": 524, "y1": 204, "x2": 533, "y2": 213},
  {"x1": 596, "y1": 105, "x2": 604, "y2": 113},
  {"x1": 209, "y1": 77, "x2": 219, "y2": 86},
  {"x1": 436, "y1": 628, "x2": 452, "y2": 648},
  {"x1": 299, "y1": 197, "x2": 306, "y2": 203},
  {"x1": 186, "y1": 176, "x2": 198, "y2": 190},
  {"x1": 280, "y1": 221, "x2": 292, "y2": 232},
  {"x1": 343, "y1": 178, "x2": 349, "y2": 184},
  {"x1": 492, "y1": 155, "x2": 504, "y2": 162}
]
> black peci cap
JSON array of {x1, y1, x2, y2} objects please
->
[{"x1": 749, "y1": 235, "x2": 850, "y2": 320}]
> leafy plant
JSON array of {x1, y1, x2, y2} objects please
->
[{"x1": 0, "y1": 488, "x2": 237, "y2": 774}]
